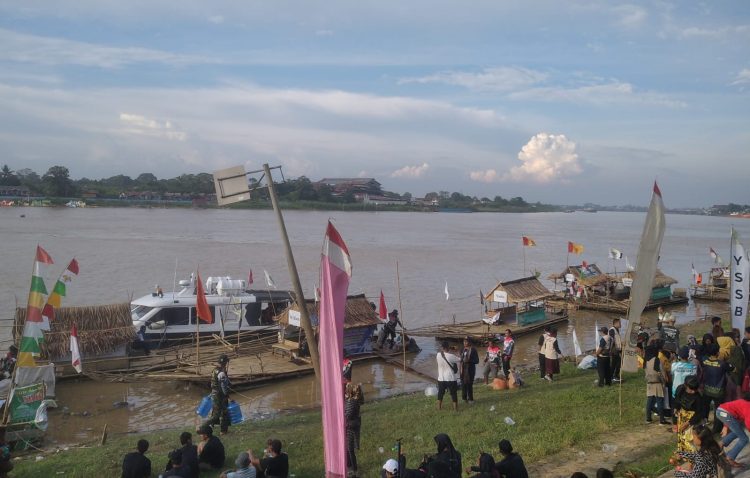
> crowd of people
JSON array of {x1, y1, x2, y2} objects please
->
[{"x1": 120, "y1": 428, "x2": 289, "y2": 478}]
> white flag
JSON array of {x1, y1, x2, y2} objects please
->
[
  {"x1": 609, "y1": 248, "x2": 623, "y2": 260},
  {"x1": 314, "y1": 284, "x2": 319, "y2": 303},
  {"x1": 730, "y1": 228, "x2": 749, "y2": 331},
  {"x1": 264, "y1": 269, "x2": 276, "y2": 288},
  {"x1": 444, "y1": 281, "x2": 450, "y2": 301},
  {"x1": 70, "y1": 324, "x2": 82, "y2": 373},
  {"x1": 572, "y1": 328, "x2": 582, "y2": 357},
  {"x1": 625, "y1": 255, "x2": 635, "y2": 271}
]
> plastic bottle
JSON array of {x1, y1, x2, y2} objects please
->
[
  {"x1": 228, "y1": 400, "x2": 243, "y2": 424},
  {"x1": 196, "y1": 395, "x2": 212, "y2": 418}
]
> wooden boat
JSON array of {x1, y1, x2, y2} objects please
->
[
  {"x1": 691, "y1": 267, "x2": 730, "y2": 302},
  {"x1": 548, "y1": 264, "x2": 687, "y2": 313},
  {"x1": 408, "y1": 276, "x2": 568, "y2": 343}
]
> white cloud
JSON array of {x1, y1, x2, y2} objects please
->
[
  {"x1": 0, "y1": 28, "x2": 219, "y2": 68},
  {"x1": 679, "y1": 24, "x2": 750, "y2": 39},
  {"x1": 469, "y1": 169, "x2": 500, "y2": 183},
  {"x1": 614, "y1": 5, "x2": 647, "y2": 28},
  {"x1": 315, "y1": 29, "x2": 334, "y2": 37},
  {"x1": 119, "y1": 113, "x2": 187, "y2": 141},
  {"x1": 509, "y1": 81, "x2": 686, "y2": 108},
  {"x1": 208, "y1": 15, "x2": 224, "y2": 24},
  {"x1": 731, "y1": 68, "x2": 750, "y2": 86},
  {"x1": 506, "y1": 133, "x2": 582, "y2": 183},
  {"x1": 391, "y1": 162, "x2": 429, "y2": 178},
  {"x1": 399, "y1": 67, "x2": 547, "y2": 92}
]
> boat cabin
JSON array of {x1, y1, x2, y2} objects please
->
[
  {"x1": 275, "y1": 294, "x2": 382, "y2": 356},
  {"x1": 620, "y1": 269, "x2": 680, "y2": 302},
  {"x1": 131, "y1": 276, "x2": 292, "y2": 348},
  {"x1": 548, "y1": 263, "x2": 620, "y2": 299},
  {"x1": 483, "y1": 276, "x2": 556, "y2": 327}
]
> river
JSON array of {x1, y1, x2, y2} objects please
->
[{"x1": 1, "y1": 206, "x2": 747, "y2": 444}]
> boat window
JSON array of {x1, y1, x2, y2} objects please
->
[
  {"x1": 189, "y1": 306, "x2": 216, "y2": 324},
  {"x1": 131, "y1": 305, "x2": 153, "y2": 319},
  {"x1": 162, "y1": 307, "x2": 190, "y2": 326}
]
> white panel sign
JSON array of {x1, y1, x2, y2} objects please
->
[
  {"x1": 622, "y1": 278, "x2": 633, "y2": 287},
  {"x1": 731, "y1": 230, "x2": 749, "y2": 331},
  {"x1": 288, "y1": 309, "x2": 301, "y2": 327},
  {"x1": 565, "y1": 274, "x2": 575, "y2": 283},
  {"x1": 493, "y1": 290, "x2": 508, "y2": 303}
]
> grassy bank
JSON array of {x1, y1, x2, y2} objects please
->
[{"x1": 16, "y1": 363, "x2": 650, "y2": 477}]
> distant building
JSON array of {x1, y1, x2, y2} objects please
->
[
  {"x1": 0, "y1": 185, "x2": 31, "y2": 197},
  {"x1": 316, "y1": 178, "x2": 382, "y2": 196},
  {"x1": 356, "y1": 194, "x2": 408, "y2": 206}
]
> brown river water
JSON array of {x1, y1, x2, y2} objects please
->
[{"x1": 0, "y1": 206, "x2": 747, "y2": 444}]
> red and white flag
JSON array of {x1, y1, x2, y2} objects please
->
[
  {"x1": 378, "y1": 290, "x2": 387, "y2": 321},
  {"x1": 247, "y1": 269, "x2": 253, "y2": 286},
  {"x1": 319, "y1": 221, "x2": 351, "y2": 478},
  {"x1": 195, "y1": 271, "x2": 213, "y2": 324},
  {"x1": 70, "y1": 323, "x2": 82, "y2": 373}
]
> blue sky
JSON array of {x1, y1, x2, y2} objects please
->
[{"x1": 0, "y1": 1, "x2": 748, "y2": 206}]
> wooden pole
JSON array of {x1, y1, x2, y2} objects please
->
[
  {"x1": 196, "y1": 304, "x2": 201, "y2": 375},
  {"x1": 262, "y1": 164, "x2": 320, "y2": 380},
  {"x1": 396, "y1": 261, "x2": 406, "y2": 375}
]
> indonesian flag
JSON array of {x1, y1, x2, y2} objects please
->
[
  {"x1": 568, "y1": 241, "x2": 584, "y2": 255},
  {"x1": 378, "y1": 290, "x2": 387, "y2": 321},
  {"x1": 609, "y1": 248, "x2": 623, "y2": 260},
  {"x1": 319, "y1": 221, "x2": 351, "y2": 478},
  {"x1": 41, "y1": 258, "x2": 80, "y2": 331},
  {"x1": 195, "y1": 271, "x2": 213, "y2": 324},
  {"x1": 70, "y1": 323, "x2": 82, "y2": 373},
  {"x1": 692, "y1": 263, "x2": 700, "y2": 285},
  {"x1": 710, "y1": 247, "x2": 723, "y2": 265},
  {"x1": 522, "y1": 236, "x2": 536, "y2": 247}
]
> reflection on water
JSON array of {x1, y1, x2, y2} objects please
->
[{"x1": 48, "y1": 361, "x2": 432, "y2": 444}]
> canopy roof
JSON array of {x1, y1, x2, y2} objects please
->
[
  {"x1": 484, "y1": 276, "x2": 552, "y2": 303},
  {"x1": 275, "y1": 293, "x2": 381, "y2": 329},
  {"x1": 622, "y1": 269, "x2": 678, "y2": 288},
  {"x1": 548, "y1": 263, "x2": 612, "y2": 287}
]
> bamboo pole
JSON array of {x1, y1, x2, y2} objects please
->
[
  {"x1": 262, "y1": 163, "x2": 320, "y2": 380},
  {"x1": 396, "y1": 261, "x2": 406, "y2": 375}
]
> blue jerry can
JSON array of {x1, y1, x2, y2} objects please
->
[
  {"x1": 196, "y1": 395, "x2": 212, "y2": 418},
  {"x1": 228, "y1": 400, "x2": 243, "y2": 424}
]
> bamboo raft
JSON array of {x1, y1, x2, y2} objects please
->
[{"x1": 407, "y1": 312, "x2": 569, "y2": 343}]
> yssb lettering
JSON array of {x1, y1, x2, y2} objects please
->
[
  {"x1": 22, "y1": 389, "x2": 44, "y2": 404},
  {"x1": 736, "y1": 271, "x2": 744, "y2": 283},
  {"x1": 737, "y1": 289, "x2": 745, "y2": 301},
  {"x1": 735, "y1": 255, "x2": 744, "y2": 266}
]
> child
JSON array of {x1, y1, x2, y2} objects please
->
[{"x1": 671, "y1": 424, "x2": 721, "y2": 477}]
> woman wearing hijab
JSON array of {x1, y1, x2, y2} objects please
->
[
  {"x1": 543, "y1": 328, "x2": 562, "y2": 382},
  {"x1": 426, "y1": 434, "x2": 462, "y2": 478}
]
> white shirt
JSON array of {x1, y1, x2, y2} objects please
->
[{"x1": 436, "y1": 351, "x2": 460, "y2": 381}]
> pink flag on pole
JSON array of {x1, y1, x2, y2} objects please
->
[
  {"x1": 70, "y1": 323, "x2": 82, "y2": 373},
  {"x1": 378, "y1": 290, "x2": 387, "y2": 321},
  {"x1": 319, "y1": 221, "x2": 352, "y2": 478}
]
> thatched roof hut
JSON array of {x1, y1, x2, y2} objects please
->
[
  {"x1": 622, "y1": 269, "x2": 679, "y2": 288},
  {"x1": 14, "y1": 303, "x2": 135, "y2": 360},
  {"x1": 275, "y1": 294, "x2": 381, "y2": 329},
  {"x1": 548, "y1": 264, "x2": 611, "y2": 287},
  {"x1": 484, "y1": 276, "x2": 552, "y2": 304}
]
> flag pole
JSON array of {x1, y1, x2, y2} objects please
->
[
  {"x1": 396, "y1": 261, "x2": 406, "y2": 375},
  {"x1": 522, "y1": 236, "x2": 526, "y2": 275},
  {"x1": 196, "y1": 275, "x2": 201, "y2": 376}
]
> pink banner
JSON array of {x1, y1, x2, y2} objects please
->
[{"x1": 319, "y1": 221, "x2": 351, "y2": 478}]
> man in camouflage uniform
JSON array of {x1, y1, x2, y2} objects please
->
[{"x1": 204, "y1": 354, "x2": 231, "y2": 434}]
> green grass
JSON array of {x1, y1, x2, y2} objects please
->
[
  {"x1": 14, "y1": 364, "x2": 652, "y2": 477},
  {"x1": 613, "y1": 441, "x2": 674, "y2": 477}
]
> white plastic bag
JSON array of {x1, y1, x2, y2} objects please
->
[{"x1": 577, "y1": 355, "x2": 597, "y2": 370}]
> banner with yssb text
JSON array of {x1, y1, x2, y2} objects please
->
[{"x1": 8, "y1": 382, "x2": 45, "y2": 424}]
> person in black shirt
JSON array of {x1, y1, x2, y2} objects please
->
[
  {"x1": 197, "y1": 425, "x2": 225, "y2": 471},
  {"x1": 165, "y1": 432, "x2": 198, "y2": 478},
  {"x1": 460, "y1": 337, "x2": 480, "y2": 403},
  {"x1": 494, "y1": 439, "x2": 528, "y2": 478},
  {"x1": 250, "y1": 438, "x2": 289, "y2": 478},
  {"x1": 160, "y1": 449, "x2": 189, "y2": 478},
  {"x1": 122, "y1": 439, "x2": 151, "y2": 478}
]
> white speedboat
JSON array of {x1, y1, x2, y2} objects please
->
[{"x1": 131, "y1": 275, "x2": 292, "y2": 349}]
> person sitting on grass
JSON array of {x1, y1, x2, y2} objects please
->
[
  {"x1": 196, "y1": 424, "x2": 225, "y2": 471},
  {"x1": 159, "y1": 449, "x2": 188, "y2": 478},
  {"x1": 220, "y1": 451, "x2": 256, "y2": 478},
  {"x1": 121, "y1": 438, "x2": 152, "y2": 478},
  {"x1": 671, "y1": 424, "x2": 722, "y2": 477},
  {"x1": 465, "y1": 451, "x2": 497, "y2": 478},
  {"x1": 165, "y1": 432, "x2": 198, "y2": 478},
  {"x1": 493, "y1": 439, "x2": 528, "y2": 478},
  {"x1": 249, "y1": 438, "x2": 289, "y2": 478},
  {"x1": 422, "y1": 433, "x2": 462, "y2": 478}
]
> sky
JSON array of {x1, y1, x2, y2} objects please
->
[{"x1": 0, "y1": 1, "x2": 748, "y2": 207}]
